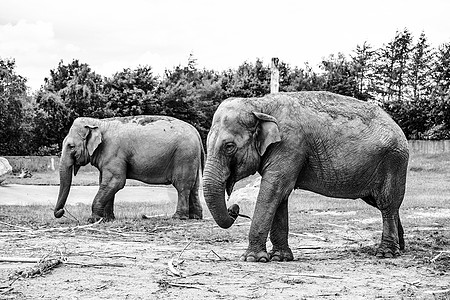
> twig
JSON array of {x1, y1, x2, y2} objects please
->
[
  {"x1": 178, "y1": 241, "x2": 192, "y2": 261},
  {"x1": 0, "y1": 221, "x2": 33, "y2": 232},
  {"x1": 297, "y1": 246, "x2": 321, "y2": 250},
  {"x1": 430, "y1": 251, "x2": 450, "y2": 263},
  {"x1": 424, "y1": 289, "x2": 450, "y2": 295},
  {"x1": 289, "y1": 232, "x2": 328, "y2": 241},
  {"x1": 0, "y1": 287, "x2": 13, "y2": 295},
  {"x1": 142, "y1": 214, "x2": 167, "y2": 219},
  {"x1": 63, "y1": 207, "x2": 80, "y2": 224},
  {"x1": 234, "y1": 221, "x2": 251, "y2": 227},
  {"x1": 397, "y1": 278, "x2": 421, "y2": 287},
  {"x1": 167, "y1": 258, "x2": 182, "y2": 277},
  {"x1": 283, "y1": 272, "x2": 343, "y2": 280},
  {"x1": 324, "y1": 223, "x2": 364, "y2": 240},
  {"x1": 206, "y1": 249, "x2": 224, "y2": 260}
]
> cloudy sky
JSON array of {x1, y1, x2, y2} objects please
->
[{"x1": 1, "y1": 0, "x2": 449, "y2": 91}]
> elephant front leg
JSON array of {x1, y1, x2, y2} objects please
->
[
  {"x1": 269, "y1": 196, "x2": 293, "y2": 261},
  {"x1": 103, "y1": 196, "x2": 116, "y2": 222},
  {"x1": 88, "y1": 171, "x2": 125, "y2": 223},
  {"x1": 240, "y1": 176, "x2": 294, "y2": 263}
]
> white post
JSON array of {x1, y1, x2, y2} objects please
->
[{"x1": 270, "y1": 57, "x2": 279, "y2": 94}]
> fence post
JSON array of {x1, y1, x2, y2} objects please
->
[{"x1": 270, "y1": 57, "x2": 279, "y2": 94}]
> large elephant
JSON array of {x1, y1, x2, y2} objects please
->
[
  {"x1": 54, "y1": 115, "x2": 204, "y2": 222},
  {"x1": 203, "y1": 91, "x2": 409, "y2": 262}
]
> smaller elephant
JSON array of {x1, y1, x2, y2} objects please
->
[{"x1": 54, "y1": 115, "x2": 204, "y2": 222}]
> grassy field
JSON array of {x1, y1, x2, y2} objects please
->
[{"x1": 0, "y1": 152, "x2": 449, "y2": 299}]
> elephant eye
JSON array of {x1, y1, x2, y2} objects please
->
[
  {"x1": 68, "y1": 144, "x2": 75, "y2": 150},
  {"x1": 224, "y1": 142, "x2": 236, "y2": 155}
]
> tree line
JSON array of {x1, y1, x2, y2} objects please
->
[{"x1": 1, "y1": 28, "x2": 449, "y2": 156}]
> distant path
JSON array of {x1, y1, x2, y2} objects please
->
[{"x1": 0, "y1": 184, "x2": 179, "y2": 206}]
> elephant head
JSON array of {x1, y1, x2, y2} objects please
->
[
  {"x1": 54, "y1": 118, "x2": 102, "y2": 218},
  {"x1": 203, "y1": 100, "x2": 281, "y2": 228}
]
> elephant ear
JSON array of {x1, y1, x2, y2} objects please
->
[
  {"x1": 253, "y1": 112, "x2": 281, "y2": 156},
  {"x1": 85, "y1": 125, "x2": 102, "y2": 156}
]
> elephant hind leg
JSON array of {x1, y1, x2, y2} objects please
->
[
  {"x1": 172, "y1": 187, "x2": 190, "y2": 220},
  {"x1": 398, "y1": 214, "x2": 405, "y2": 251},
  {"x1": 188, "y1": 188, "x2": 203, "y2": 219},
  {"x1": 372, "y1": 177, "x2": 406, "y2": 257}
]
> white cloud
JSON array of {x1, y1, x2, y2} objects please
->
[
  {"x1": 1, "y1": 0, "x2": 449, "y2": 92},
  {"x1": 0, "y1": 20, "x2": 82, "y2": 90}
]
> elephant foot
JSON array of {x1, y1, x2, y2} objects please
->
[
  {"x1": 269, "y1": 248, "x2": 294, "y2": 262},
  {"x1": 172, "y1": 212, "x2": 189, "y2": 220},
  {"x1": 399, "y1": 238, "x2": 405, "y2": 251},
  {"x1": 87, "y1": 214, "x2": 107, "y2": 224},
  {"x1": 240, "y1": 250, "x2": 269, "y2": 263},
  {"x1": 189, "y1": 212, "x2": 203, "y2": 220},
  {"x1": 103, "y1": 213, "x2": 115, "y2": 222},
  {"x1": 375, "y1": 243, "x2": 400, "y2": 258}
]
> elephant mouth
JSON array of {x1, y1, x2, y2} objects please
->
[
  {"x1": 74, "y1": 165, "x2": 81, "y2": 176},
  {"x1": 226, "y1": 176, "x2": 235, "y2": 197}
]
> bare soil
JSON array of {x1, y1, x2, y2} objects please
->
[
  {"x1": 1, "y1": 153, "x2": 449, "y2": 299},
  {"x1": 1, "y1": 194, "x2": 449, "y2": 299}
]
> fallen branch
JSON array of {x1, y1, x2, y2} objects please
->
[
  {"x1": 11, "y1": 258, "x2": 62, "y2": 279},
  {"x1": 0, "y1": 257, "x2": 41, "y2": 263},
  {"x1": 0, "y1": 256, "x2": 125, "y2": 268},
  {"x1": 158, "y1": 279, "x2": 203, "y2": 290},
  {"x1": 283, "y1": 272, "x2": 343, "y2": 280},
  {"x1": 65, "y1": 261, "x2": 125, "y2": 268}
]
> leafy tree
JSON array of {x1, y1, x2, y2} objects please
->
[
  {"x1": 279, "y1": 62, "x2": 325, "y2": 92},
  {"x1": 427, "y1": 42, "x2": 450, "y2": 138},
  {"x1": 103, "y1": 66, "x2": 158, "y2": 117},
  {"x1": 33, "y1": 91, "x2": 72, "y2": 154},
  {"x1": 44, "y1": 59, "x2": 109, "y2": 119},
  {"x1": 221, "y1": 59, "x2": 270, "y2": 97},
  {"x1": 351, "y1": 42, "x2": 376, "y2": 100},
  {"x1": 158, "y1": 58, "x2": 226, "y2": 144},
  {"x1": 0, "y1": 58, "x2": 31, "y2": 155},
  {"x1": 376, "y1": 29, "x2": 413, "y2": 102},
  {"x1": 408, "y1": 32, "x2": 434, "y2": 102},
  {"x1": 320, "y1": 53, "x2": 359, "y2": 98}
]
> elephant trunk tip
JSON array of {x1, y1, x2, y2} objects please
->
[
  {"x1": 214, "y1": 203, "x2": 240, "y2": 229},
  {"x1": 54, "y1": 209, "x2": 65, "y2": 218}
]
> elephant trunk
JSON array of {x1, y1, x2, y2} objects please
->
[
  {"x1": 54, "y1": 160, "x2": 74, "y2": 218},
  {"x1": 203, "y1": 159, "x2": 238, "y2": 229}
]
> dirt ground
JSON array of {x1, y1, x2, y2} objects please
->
[{"x1": 1, "y1": 168, "x2": 450, "y2": 299}]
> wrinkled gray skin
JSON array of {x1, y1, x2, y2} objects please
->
[
  {"x1": 55, "y1": 116, "x2": 204, "y2": 222},
  {"x1": 203, "y1": 91, "x2": 409, "y2": 262}
]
